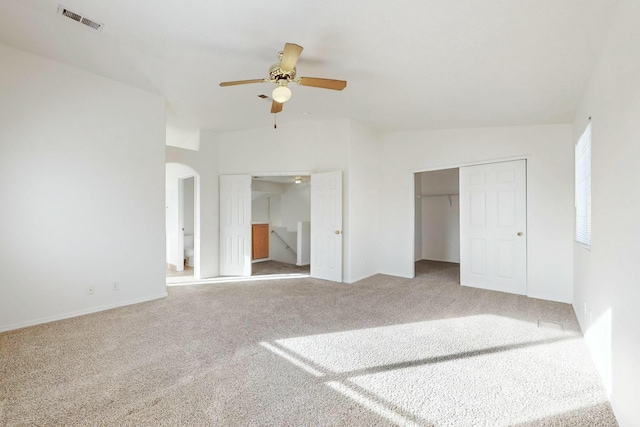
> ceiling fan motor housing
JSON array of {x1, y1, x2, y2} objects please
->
[{"x1": 269, "y1": 63, "x2": 296, "y2": 82}]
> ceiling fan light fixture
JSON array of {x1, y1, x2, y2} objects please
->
[{"x1": 272, "y1": 82, "x2": 292, "y2": 103}]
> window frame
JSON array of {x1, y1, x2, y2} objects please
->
[{"x1": 575, "y1": 121, "x2": 592, "y2": 248}]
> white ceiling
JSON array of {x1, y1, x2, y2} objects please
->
[{"x1": 0, "y1": 0, "x2": 617, "y2": 141}]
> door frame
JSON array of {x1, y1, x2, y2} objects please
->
[
  {"x1": 221, "y1": 170, "x2": 314, "y2": 276},
  {"x1": 411, "y1": 155, "x2": 530, "y2": 280},
  {"x1": 166, "y1": 162, "x2": 201, "y2": 278},
  {"x1": 178, "y1": 175, "x2": 198, "y2": 275}
]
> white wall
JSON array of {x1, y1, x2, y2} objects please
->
[
  {"x1": 270, "y1": 226, "x2": 297, "y2": 265},
  {"x1": 421, "y1": 196, "x2": 460, "y2": 263},
  {"x1": 419, "y1": 169, "x2": 460, "y2": 263},
  {"x1": 251, "y1": 194, "x2": 270, "y2": 223},
  {"x1": 281, "y1": 182, "x2": 310, "y2": 231},
  {"x1": 379, "y1": 124, "x2": 574, "y2": 303},
  {"x1": 166, "y1": 130, "x2": 220, "y2": 279},
  {"x1": 420, "y1": 168, "x2": 459, "y2": 195},
  {"x1": 297, "y1": 221, "x2": 311, "y2": 266},
  {"x1": 183, "y1": 177, "x2": 195, "y2": 236},
  {"x1": 269, "y1": 195, "x2": 282, "y2": 227},
  {"x1": 572, "y1": 0, "x2": 640, "y2": 424},
  {"x1": 0, "y1": 43, "x2": 166, "y2": 332},
  {"x1": 346, "y1": 120, "x2": 381, "y2": 283},
  {"x1": 252, "y1": 180, "x2": 286, "y2": 194},
  {"x1": 251, "y1": 181, "x2": 286, "y2": 227}
]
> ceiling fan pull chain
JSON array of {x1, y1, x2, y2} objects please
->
[{"x1": 274, "y1": 113, "x2": 277, "y2": 129}]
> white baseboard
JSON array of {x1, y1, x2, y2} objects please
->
[
  {"x1": 0, "y1": 292, "x2": 168, "y2": 333},
  {"x1": 419, "y1": 257, "x2": 460, "y2": 264}
]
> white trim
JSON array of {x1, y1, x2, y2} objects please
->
[
  {"x1": 574, "y1": 122, "x2": 592, "y2": 247},
  {"x1": 0, "y1": 293, "x2": 168, "y2": 333},
  {"x1": 410, "y1": 155, "x2": 531, "y2": 174}
]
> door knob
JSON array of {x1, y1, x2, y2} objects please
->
[
  {"x1": 335, "y1": 230, "x2": 341, "y2": 235},
  {"x1": 517, "y1": 232, "x2": 523, "y2": 236}
]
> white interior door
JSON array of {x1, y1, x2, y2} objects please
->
[
  {"x1": 460, "y1": 160, "x2": 526, "y2": 294},
  {"x1": 220, "y1": 175, "x2": 252, "y2": 276},
  {"x1": 311, "y1": 171, "x2": 343, "y2": 282}
]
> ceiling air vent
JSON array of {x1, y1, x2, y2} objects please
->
[{"x1": 57, "y1": 5, "x2": 104, "y2": 31}]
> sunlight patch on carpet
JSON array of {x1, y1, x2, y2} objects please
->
[{"x1": 261, "y1": 314, "x2": 608, "y2": 426}]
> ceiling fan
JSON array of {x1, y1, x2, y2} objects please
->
[{"x1": 219, "y1": 43, "x2": 347, "y2": 114}]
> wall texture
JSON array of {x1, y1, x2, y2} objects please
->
[
  {"x1": 346, "y1": 120, "x2": 382, "y2": 283},
  {"x1": 281, "y1": 182, "x2": 311, "y2": 231},
  {"x1": 0, "y1": 43, "x2": 166, "y2": 331},
  {"x1": 572, "y1": 0, "x2": 640, "y2": 424}
]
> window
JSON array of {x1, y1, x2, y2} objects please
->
[{"x1": 575, "y1": 122, "x2": 592, "y2": 246}]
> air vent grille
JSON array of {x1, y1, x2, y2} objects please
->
[
  {"x1": 61, "y1": 9, "x2": 81, "y2": 22},
  {"x1": 57, "y1": 5, "x2": 104, "y2": 31}
]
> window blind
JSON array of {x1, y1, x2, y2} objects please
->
[{"x1": 575, "y1": 122, "x2": 592, "y2": 246}]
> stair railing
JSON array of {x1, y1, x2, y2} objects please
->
[{"x1": 271, "y1": 230, "x2": 297, "y2": 256}]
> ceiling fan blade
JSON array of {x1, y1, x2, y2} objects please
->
[
  {"x1": 219, "y1": 79, "x2": 266, "y2": 87},
  {"x1": 271, "y1": 100, "x2": 283, "y2": 114},
  {"x1": 297, "y1": 77, "x2": 347, "y2": 91},
  {"x1": 280, "y1": 43, "x2": 303, "y2": 72}
]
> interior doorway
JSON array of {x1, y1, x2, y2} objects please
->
[
  {"x1": 165, "y1": 163, "x2": 200, "y2": 283},
  {"x1": 414, "y1": 160, "x2": 527, "y2": 296},
  {"x1": 414, "y1": 168, "x2": 460, "y2": 265},
  {"x1": 251, "y1": 175, "x2": 311, "y2": 277},
  {"x1": 219, "y1": 171, "x2": 343, "y2": 282},
  {"x1": 414, "y1": 168, "x2": 461, "y2": 282}
]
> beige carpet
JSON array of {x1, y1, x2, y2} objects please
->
[
  {"x1": 0, "y1": 261, "x2": 617, "y2": 426},
  {"x1": 252, "y1": 260, "x2": 310, "y2": 276}
]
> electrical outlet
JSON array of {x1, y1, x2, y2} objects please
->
[
  {"x1": 88, "y1": 285, "x2": 95, "y2": 295},
  {"x1": 113, "y1": 282, "x2": 119, "y2": 291}
]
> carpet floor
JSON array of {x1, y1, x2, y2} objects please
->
[
  {"x1": 0, "y1": 261, "x2": 617, "y2": 426},
  {"x1": 252, "y1": 260, "x2": 310, "y2": 276}
]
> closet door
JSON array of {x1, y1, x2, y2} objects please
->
[{"x1": 460, "y1": 160, "x2": 527, "y2": 295}]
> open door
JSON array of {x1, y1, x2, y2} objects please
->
[
  {"x1": 459, "y1": 160, "x2": 527, "y2": 294},
  {"x1": 311, "y1": 171, "x2": 343, "y2": 282},
  {"x1": 220, "y1": 175, "x2": 252, "y2": 276}
]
